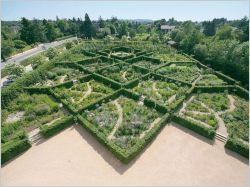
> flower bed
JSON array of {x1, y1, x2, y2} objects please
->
[
  {"x1": 32, "y1": 65, "x2": 88, "y2": 87},
  {"x1": 222, "y1": 96, "x2": 249, "y2": 142},
  {"x1": 132, "y1": 78, "x2": 189, "y2": 109},
  {"x1": 97, "y1": 63, "x2": 146, "y2": 84},
  {"x1": 52, "y1": 79, "x2": 114, "y2": 111},
  {"x1": 151, "y1": 53, "x2": 194, "y2": 63},
  {"x1": 156, "y1": 63, "x2": 201, "y2": 83},
  {"x1": 196, "y1": 74, "x2": 228, "y2": 86}
]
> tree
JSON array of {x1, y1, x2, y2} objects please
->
[
  {"x1": 45, "y1": 22, "x2": 58, "y2": 41},
  {"x1": 13, "y1": 40, "x2": 27, "y2": 49},
  {"x1": 20, "y1": 17, "x2": 34, "y2": 44},
  {"x1": 98, "y1": 16, "x2": 105, "y2": 28},
  {"x1": 137, "y1": 25, "x2": 147, "y2": 34},
  {"x1": 109, "y1": 24, "x2": 116, "y2": 35},
  {"x1": 193, "y1": 44, "x2": 208, "y2": 60},
  {"x1": 80, "y1": 13, "x2": 93, "y2": 39},
  {"x1": 4, "y1": 64, "x2": 25, "y2": 80},
  {"x1": 129, "y1": 29, "x2": 136, "y2": 38},
  {"x1": 45, "y1": 48, "x2": 58, "y2": 59},
  {"x1": 1, "y1": 40, "x2": 14, "y2": 59},
  {"x1": 216, "y1": 25, "x2": 233, "y2": 40},
  {"x1": 118, "y1": 22, "x2": 128, "y2": 38},
  {"x1": 32, "y1": 19, "x2": 47, "y2": 42},
  {"x1": 202, "y1": 21, "x2": 216, "y2": 36}
]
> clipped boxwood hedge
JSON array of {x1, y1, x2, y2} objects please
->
[
  {"x1": 40, "y1": 116, "x2": 75, "y2": 138},
  {"x1": 225, "y1": 138, "x2": 249, "y2": 158},
  {"x1": 172, "y1": 114, "x2": 215, "y2": 139},
  {"x1": 2, "y1": 138, "x2": 31, "y2": 164},
  {"x1": 77, "y1": 112, "x2": 170, "y2": 164}
]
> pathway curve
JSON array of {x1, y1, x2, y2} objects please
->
[
  {"x1": 83, "y1": 82, "x2": 92, "y2": 99},
  {"x1": 192, "y1": 74, "x2": 202, "y2": 86},
  {"x1": 108, "y1": 100, "x2": 123, "y2": 140},
  {"x1": 77, "y1": 82, "x2": 92, "y2": 103},
  {"x1": 152, "y1": 82, "x2": 162, "y2": 98},
  {"x1": 218, "y1": 95, "x2": 235, "y2": 115},
  {"x1": 167, "y1": 94, "x2": 176, "y2": 104},
  {"x1": 122, "y1": 71, "x2": 128, "y2": 81},
  {"x1": 140, "y1": 117, "x2": 161, "y2": 139},
  {"x1": 199, "y1": 101, "x2": 228, "y2": 137},
  {"x1": 59, "y1": 75, "x2": 67, "y2": 83}
]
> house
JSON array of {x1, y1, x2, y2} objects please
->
[{"x1": 160, "y1": 25, "x2": 175, "y2": 33}]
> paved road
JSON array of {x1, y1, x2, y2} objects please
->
[{"x1": 1, "y1": 37, "x2": 77, "y2": 70}]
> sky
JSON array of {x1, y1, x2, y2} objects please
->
[{"x1": 1, "y1": 0, "x2": 249, "y2": 21}]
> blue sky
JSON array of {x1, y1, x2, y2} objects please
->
[{"x1": 1, "y1": 0, "x2": 249, "y2": 21}]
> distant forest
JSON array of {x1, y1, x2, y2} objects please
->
[{"x1": 1, "y1": 14, "x2": 249, "y2": 88}]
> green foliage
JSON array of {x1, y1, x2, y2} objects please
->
[
  {"x1": 1, "y1": 138, "x2": 31, "y2": 164},
  {"x1": 172, "y1": 115, "x2": 215, "y2": 139},
  {"x1": 46, "y1": 48, "x2": 59, "y2": 60},
  {"x1": 196, "y1": 93, "x2": 229, "y2": 111},
  {"x1": 2, "y1": 64, "x2": 25, "y2": 80},
  {"x1": 156, "y1": 64, "x2": 200, "y2": 83},
  {"x1": 40, "y1": 116, "x2": 74, "y2": 138},
  {"x1": 225, "y1": 138, "x2": 249, "y2": 158},
  {"x1": 222, "y1": 96, "x2": 249, "y2": 141},
  {"x1": 13, "y1": 40, "x2": 28, "y2": 49}
]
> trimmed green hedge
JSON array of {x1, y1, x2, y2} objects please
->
[
  {"x1": 40, "y1": 116, "x2": 75, "y2": 138},
  {"x1": 194, "y1": 85, "x2": 234, "y2": 93},
  {"x1": 2, "y1": 138, "x2": 31, "y2": 164},
  {"x1": 214, "y1": 71, "x2": 237, "y2": 85},
  {"x1": 225, "y1": 138, "x2": 249, "y2": 158},
  {"x1": 172, "y1": 114, "x2": 215, "y2": 139},
  {"x1": 24, "y1": 86, "x2": 51, "y2": 94},
  {"x1": 233, "y1": 85, "x2": 249, "y2": 100},
  {"x1": 77, "y1": 112, "x2": 170, "y2": 164},
  {"x1": 93, "y1": 73, "x2": 122, "y2": 89},
  {"x1": 55, "y1": 35, "x2": 74, "y2": 41}
]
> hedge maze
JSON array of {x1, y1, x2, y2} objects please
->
[{"x1": 1, "y1": 44, "x2": 249, "y2": 164}]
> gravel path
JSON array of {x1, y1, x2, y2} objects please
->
[
  {"x1": 122, "y1": 71, "x2": 128, "y2": 81},
  {"x1": 1, "y1": 124, "x2": 248, "y2": 186},
  {"x1": 108, "y1": 100, "x2": 123, "y2": 140},
  {"x1": 167, "y1": 94, "x2": 176, "y2": 104},
  {"x1": 140, "y1": 117, "x2": 161, "y2": 139},
  {"x1": 59, "y1": 75, "x2": 67, "y2": 83}
]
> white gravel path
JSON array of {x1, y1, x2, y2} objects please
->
[{"x1": 108, "y1": 100, "x2": 123, "y2": 140}]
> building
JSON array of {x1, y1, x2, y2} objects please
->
[{"x1": 160, "y1": 25, "x2": 175, "y2": 33}]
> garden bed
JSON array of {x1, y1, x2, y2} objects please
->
[
  {"x1": 32, "y1": 65, "x2": 89, "y2": 87},
  {"x1": 151, "y1": 53, "x2": 195, "y2": 63},
  {"x1": 132, "y1": 75, "x2": 190, "y2": 110},
  {"x1": 97, "y1": 63, "x2": 148, "y2": 85},
  {"x1": 156, "y1": 63, "x2": 201, "y2": 83},
  {"x1": 1, "y1": 93, "x2": 68, "y2": 144},
  {"x1": 78, "y1": 89, "x2": 169, "y2": 163},
  {"x1": 52, "y1": 79, "x2": 115, "y2": 111}
]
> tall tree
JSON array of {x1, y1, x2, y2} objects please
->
[
  {"x1": 20, "y1": 17, "x2": 34, "y2": 44},
  {"x1": 80, "y1": 13, "x2": 93, "y2": 39},
  {"x1": 202, "y1": 21, "x2": 216, "y2": 36},
  {"x1": 45, "y1": 22, "x2": 58, "y2": 41},
  {"x1": 98, "y1": 16, "x2": 105, "y2": 28}
]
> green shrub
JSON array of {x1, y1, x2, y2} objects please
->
[
  {"x1": 40, "y1": 116, "x2": 74, "y2": 138},
  {"x1": 225, "y1": 138, "x2": 249, "y2": 158},
  {"x1": 172, "y1": 114, "x2": 215, "y2": 139},
  {"x1": 1, "y1": 138, "x2": 31, "y2": 164}
]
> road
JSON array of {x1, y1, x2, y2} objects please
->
[{"x1": 1, "y1": 37, "x2": 77, "y2": 70}]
